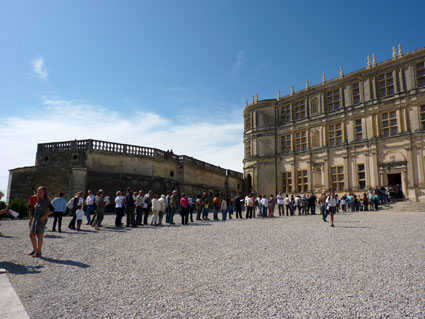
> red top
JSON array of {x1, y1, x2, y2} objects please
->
[
  {"x1": 180, "y1": 197, "x2": 188, "y2": 209},
  {"x1": 29, "y1": 195, "x2": 37, "y2": 208}
]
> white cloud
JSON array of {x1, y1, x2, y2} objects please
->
[
  {"x1": 0, "y1": 98, "x2": 244, "y2": 196},
  {"x1": 231, "y1": 50, "x2": 246, "y2": 74},
  {"x1": 31, "y1": 57, "x2": 48, "y2": 80}
]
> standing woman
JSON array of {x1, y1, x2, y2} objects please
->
[
  {"x1": 29, "y1": 186, "x2": 54, "y2": 257},
  {"x1": 94, "y1": 190, "x2": 105, "y2": 230},
  {"x1": 268, "y1": 195, "x2": 275, "y2": 217},
  {"x1": 115, "y1": 191, "x2": 125, "y2": 227}
]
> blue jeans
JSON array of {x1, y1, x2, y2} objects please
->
[
  {"x1": 165, "y1": 206, "x2": 171, "y2": 223},
  {"x1": 85, "y1": 205, "x2": 95, "y2": 224},
  {"x1": 213, "y1": 206, "x2": 219, "y2": 219},
  {"x1": 168, "y1": 207, "x2": 176, "y2": 224},
  {"x1": 202, "y1": 208, "x2": 209, "y2": 219},
  {"x1": 222, "y1": 209, "x2": 227, "y2": 220},
  {"x1": 262, "y1": 205, "x2": 268, "y2": 217},
  {"x1": 320, "y1": 204, "x2": 327, "y2": 221},
  {"x1": 227, "y1": 207, "x2": 233, "y2": 219}
]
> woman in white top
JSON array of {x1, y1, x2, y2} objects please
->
[{"x1": 115, "y1": 191, "x2": 125, "y2": 227}]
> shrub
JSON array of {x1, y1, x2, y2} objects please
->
[{"x1": 18, "y1": 202, "x2": 29, "y2": 219}]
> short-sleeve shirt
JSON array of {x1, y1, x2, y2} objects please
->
[
  {"x1": 95, "y1": 197, "x2": 105, "y2": 213},
  {"x1": 33, "y1": 198, "x2": 53, "y2": 220}
]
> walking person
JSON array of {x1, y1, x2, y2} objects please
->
[
  {"x1": 51, "y1": 192, "x2": 66, "y2": 232},
  {"x1": 318, "y1": 192, "x2": 327, "y2": 222},
  {"x1": 84, "y1": 190, "x2": 96, "y2": 225},
  {"x1": 28, "y1": 186, "x2": 54, "y2": 258},
  {"x1": 114, "y1": 191, "x2": 125, "y2": 227},
  {"x1": 326, "y1": 192, "x2": 337, "y2": 227},
  {"x1": 125, "y1": 187, "x2": 137, "y2": 228},
  {"x1": 180, "y1": 193, "x2": 189, "y2": 225},
  {"x1": 221, "y1": 197, "x2": 227, "y2": 221},
  {"x1": 68, "y1": 192, "x2": 81, "y2": 230},
  {"x1": 158, "y1": 195, "x2": 166, "y2": 225},
  {"x1": 75, "y1": 204, "x2": 85, "y2": 231},
  {"x1": 94, "y1": 190, "x2": 106, "y2": 230}
]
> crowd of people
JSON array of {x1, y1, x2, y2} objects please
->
[{"x1": 0, "y1": 184, "x2": 402, "y2": 257}]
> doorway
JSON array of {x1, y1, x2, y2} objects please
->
[{"x1": 387, "y1": 173, "x2": 401, "y2": 186}]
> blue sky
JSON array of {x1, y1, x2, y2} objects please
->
[{"x1": 0, "y1": 0, "x2": 424, "y2": 196}]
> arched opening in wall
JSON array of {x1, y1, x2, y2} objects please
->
[
  {"x1": 246, "y1": 174, "x2": 252, "y2": 193},
  {"x1": 170, "y1": 171, "x2": 174, "y2": 177}
]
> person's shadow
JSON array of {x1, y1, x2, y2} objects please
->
[
  {"x1": 0, "y1": 261, "x2": 43, "y2": 274},
  {"x1": 40, "y1": 257, "x2": 90, "y2": 268}
]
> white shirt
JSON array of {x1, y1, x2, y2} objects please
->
[
  {"x1": 247, "y1": 197, "x2": 254, "y2": 207},
  {"x1": 115, "y1": 196, "x2": 124, "y2": 208},
  {"x1": 261, "y1": 198, "x2": 268, "y2": 207},
  {"x1": 76, "y1": 209, "x2": 85, "y2": 220},
  {"x1": 326, "y1": 197, "x2": 337, "y2": 207},
  {"x1": 78, "y1": 197, "x2": 84, "y2": 206},
  {"x1": 85, "y1": 194, "x2": 95, "y2": 205},
  {"x1": 152, "y1": 198, "x2": 161, "y2": 211},
  {"x1": 158, "y1": 197, "x2": 166, "y2": 211},
  {"x1": 284, "y1": 197, "x2": 291, "y2": 205},
  {"x1": 277, "y1": 195, "x2": 284, "y2": 205}
]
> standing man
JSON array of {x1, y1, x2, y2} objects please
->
[
  {"x1": 84, "y1": 190, "x2": 96, "y2": 225},
  {"x1": 135, "y1": 190, "x2": 145, "y2": 226},
  {"x1": 143, "y1": 190, "x2": 153, "y2": 225},
  {"x1": 246, "y1": 194, "x2": 253, "y2": 219},
  {"x1": 308, "y1": 192, "x2": 317, "y2": 215},
  {"x1": 213, "y1": 194, "x2": 220, "y2": 220},
  {"x1": 202, "y1": 192, "x2": 209, "y2": 220},
  {"x1": 51, "y1": 192, "x2": 66, "y2": 232},
  {"x1": 94, "y1": 190, "x2": 106, "y2": 230},
  {"x1": 284, "y1": 194, "x2": 291, "y2": 216},
  {"x1": 234, "y1": 193, "x2": 242, "y2": 219},
  {"x1": 276, "y1": 193, "x2": 284, "y2": 216},
  {"x1": 169, "y1": 190, "x2": 178, "y2": 225},
  {"x1": 325, "y1": 192, "x2": 337, "y2": 227},
  {"x1": 180, "y1": 193, "x2": 189, "y2": 225}
]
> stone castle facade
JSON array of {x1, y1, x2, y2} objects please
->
[
  {"x1": 7, "y1": 139, "x2": 243, "y2": 202},
  {"x1": 243, "y1": 45, "x2": 425, "y2": 202}
]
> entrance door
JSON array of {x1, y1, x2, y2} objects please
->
[{"x1": 387, "y1": 173, "x2": 401, "y2": 186}]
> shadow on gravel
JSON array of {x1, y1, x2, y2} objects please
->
[
  {"x1": 0, "y1": 261, "x2": 43, "y2": 274},
  {"x1": 44, "y1": 234, "x2": 64, "y2": 239},
  {"x1": 336, "y1": 226, "x2": 376, "y2": 229},
  {"x1": 0, "y1": 234, "x2": 14, "y2": 238},
  {"x1": 103, "y1": 226, "x2": 129, "y2": 233},
  {"x1": 40, "y1": 257, "x2": 90, "y2": 268}
]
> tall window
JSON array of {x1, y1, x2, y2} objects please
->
[
  {"x1": 328, "y1": 123, "x2": 343, "y2": 146},
  {"x1": 297, "y1": 170, "x2": 308, "y2": 192},
  {"x1": 294, "y1": 100, "x2": 306, "y2": 120},
  {"x1": 378, "y1": 72, "x2": 394, "y2": 97},
  {"x1": 311, "y1": 97, "x2": 319, "y2": 114},
  {"x1": 245, "y1": 113, "x2": 252, "y2": 131},
  {"x1": 295, "y1": 131, "x2": 307, "y2": 152},
  {"x1": 281, "y1": 105, "x2": 291, "y2": 124},
  {"x1": 282, "y1": 172, "x2": 292, "y2": 193},
  {"x1": 281, "y1": 135, "x2": 291, "y2": 154},
  {"x1": 352, "y1": 83, "x2": 360, "y2": 104},
  {"x1": 381, "y1": 111, "x2": 397, "y2": 137},
  {"x1": 358, "y1": 164, "x2": 366, "y2": 189},
  {"x1": 326, "y1": 89, "x2": 341, "y2": 111},
  {"x1": 417, "y1": 61, "x2": 425, "y2": 88},
  {"x1": 245, "y1": 141, "x2": 251, "y2": 158},
  {"x1": 331, "y1": 166, "x2": 344, "y2": 191},
  {"x1": 354, "y1": 119, "x2": 362, "y2": 141},
  {"x1": 421, "y1": 105, "x2": 425, "y2": 130}
]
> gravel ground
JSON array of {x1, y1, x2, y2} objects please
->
[{"x1": 0, "y1": 203, "x2": 424, "y2": 319}]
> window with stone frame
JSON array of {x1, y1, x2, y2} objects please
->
[
  {"x1": 297, "y1": 170, "x2": 308, "y2": 192},
  {"x1": 421, "y1": 105, "x2": 425, "y2": 130},
  {"x1": 331, "y1": 166, "x2": 344, "y2": 191},
  {"x1": 381, "y1": 111, "x2": 398, "y2": 137},
  {"x1": 245, "y1": 141, "x2": 251, "y2": 158},
  {"x1": 416, "y1": 61, "x2": 425, "y2": 88},
  {"x1": 294, "y1": 100, "x2": 306, "y2": 120},
  {"x1": 295, "y1": 131, "x2": 307, "y2": 152},
  {"x1": 326, "y1": 89, "x2": 341, "y2": 112},
  {"x1": 352, "y1": 83, "x2": 360, "y2": 104},
  {"x1": 328, "y1": 123, "x2": 343, "y2": 146},
  {"x1": 282, "y1": 172, "x2": 292, "y2": 193},
  {"x1": 311, "y1": 97, "x2": 319, "y2": 114},
  {"x1": 281, "y1": 134, "x2": 292, "y2": 154},
  {"x1": 245, "y1": 112, "x2": 252, "y2": 131},
  {"x1": 377, "y1": 72, "x2": 394, "y2": 97},
  {"x1": 281, "y1": 105, "x2": 291, "y2": 124},
  {"x1": 354, "y1": 119, "x2": 362, "y2": 141},
  {"x1": 358, "y1": 164, "x2": 366, "y2": 189}
]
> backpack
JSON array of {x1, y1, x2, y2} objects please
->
[{"x1": 67, "y1": 198, "x2": 75, "y2": 209}]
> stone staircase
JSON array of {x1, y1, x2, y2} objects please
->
[{"x1": 386, "y1": 201, "x2": 425, "y2": 212}]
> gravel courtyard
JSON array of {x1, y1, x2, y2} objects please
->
[{"x1": 1, "y1": 204, "x2": 424, "y2": 319}]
